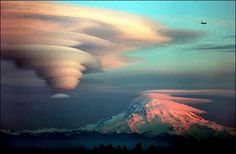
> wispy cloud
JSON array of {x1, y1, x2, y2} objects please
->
[
  {"x1": 191, "y1": 44, "x2": 235, "y2": 51},
  {"x1": 162, "y1": 29, "x2": 205, "y2": 44},
  {"x1": 139, "y1": 91, "x2": 211, "y2": 104},
  {"x1": 223, "y1": 34, "x2": 236, "y2": 39},
  {"x1": 143, "y1": 89, "x2": 235, "y2": 97}
]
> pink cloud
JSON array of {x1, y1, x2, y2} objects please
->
[
  {"x1": 144, "y1": 89, "x2": 235, "y2": 97},
  {"x1": 1, "y1": 1, "x2": 170, "y2": 91}
]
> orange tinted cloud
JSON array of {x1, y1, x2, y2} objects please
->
[{"x1": 1, "y1": 1, "x2": 170, "y2": 91}]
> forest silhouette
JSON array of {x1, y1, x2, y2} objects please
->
[{"x1": 1, "y1": 136, "x2": 235, "y2": 154}]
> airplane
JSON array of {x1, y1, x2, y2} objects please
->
[{"x1": 200, "y1": 21, "x2": 207, "y2": 24}]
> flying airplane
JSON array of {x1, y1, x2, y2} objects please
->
[{"x1": 200, "y1": 21, "x2": 207, "y2": 24}]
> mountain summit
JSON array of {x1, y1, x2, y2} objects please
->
[
  {"x1": 1, "y1": 91, "x2": 234, "y2": 138},
  {"x1": 82, "y1": 92, "x2": 234, "y2": 137}
]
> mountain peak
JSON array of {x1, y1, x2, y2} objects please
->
[
  {"x1": 82, "y1": 91, "x2": 234, "y2": 137},
  {"x1": 128, "y1": 93, "x2": 222, "y2": 134}
]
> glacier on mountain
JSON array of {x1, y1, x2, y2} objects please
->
[{"x1": 81, "y1": 92, "x2": 235, "y2": 137}]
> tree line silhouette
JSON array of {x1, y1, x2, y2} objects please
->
[{"x1": 1, "y1": 137, "x2": 235, "y2": 154}]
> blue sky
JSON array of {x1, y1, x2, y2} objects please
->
[{"x1": 62, "y1": 1, "x2": 235, "y2": 76}]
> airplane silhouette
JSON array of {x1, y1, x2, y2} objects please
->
[{"x1": 200, "y1": 21, "x2": 207, "y2": 24}]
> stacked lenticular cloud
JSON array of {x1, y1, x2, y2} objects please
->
[
  {"x1": 2, "y1": 45, "x2": 100, "y2": 91},
  {"x1": 1, "y1": 1, "x2": 170, "y2": 91}
]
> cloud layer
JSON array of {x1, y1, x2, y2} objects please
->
[
  {"x1": 143, "y1": 89, "x2": 235, "y2": 97},
  {"x1": 138, "y1": 91, "x2": 211, "y2": 104},
  {"x1": 191, "y1": 44, "x2": 235, "y2": 52},
  {"x1": 1, "y1": 1, "x2": 170, "y2": 91}
]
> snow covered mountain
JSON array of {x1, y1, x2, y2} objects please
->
[
  {"x1": 1, "y1": 91, "x2": 235, "y2": 138},
  {"x1": 81, "y1": 92, "x2": 235, "y2": 137}
]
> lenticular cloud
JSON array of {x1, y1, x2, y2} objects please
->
[
  {"x1": 2, "y1": 45, "x2": 100, "y2": 91},
  {"x1": 1, "y1": 1, "x2": 170, "y2": 91}
]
